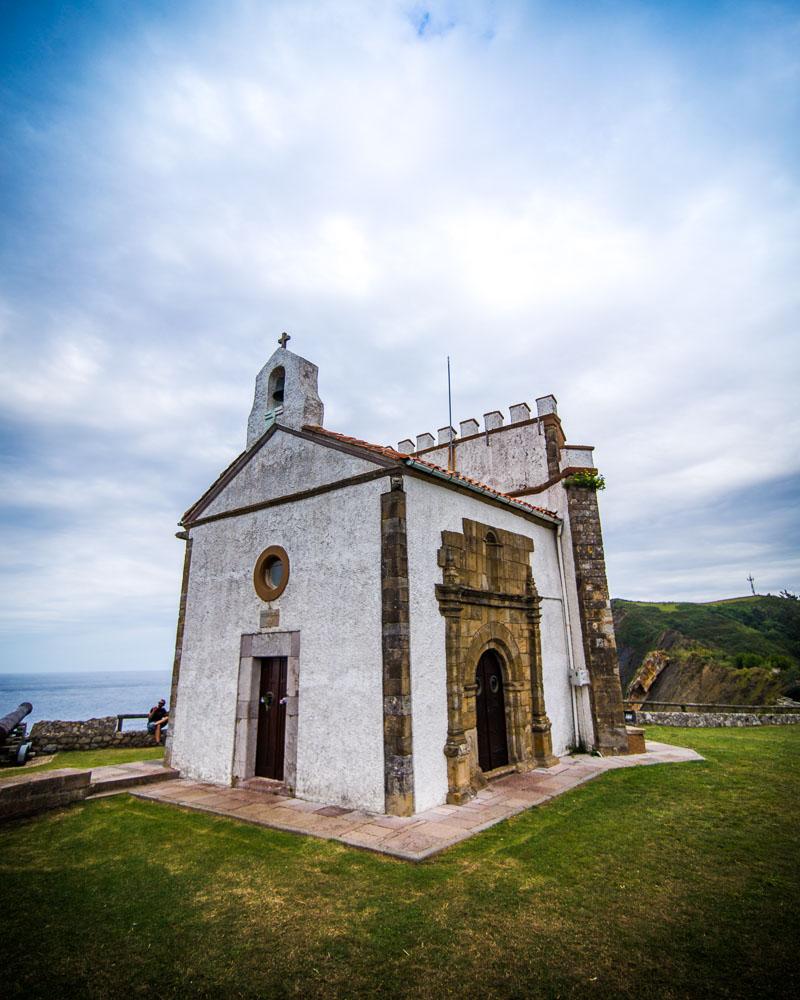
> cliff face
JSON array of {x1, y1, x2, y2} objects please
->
[
  {"x1": 626, "y1": 649, "x2": 671, "y2": 707},
  {"x1": 645, "y1": 657, "x2": 782, "y2": 706},
  {"x1": 614, "y1": 596, "x2": 799, "y2": 706},
  {"x1": 626, "y1": 646, "x2": 783, "y2": 707}
]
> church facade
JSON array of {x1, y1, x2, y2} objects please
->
[{"x1": 166, "y1": 341, "x2": 630, "y2": 816}]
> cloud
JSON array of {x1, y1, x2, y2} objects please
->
[{"x1": 0, "y1": 0, "x2": 799, "y2": 669}]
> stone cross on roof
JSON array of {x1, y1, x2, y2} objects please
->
[{"x1": 278, "y1": 331, "x2": 291, "y2": 349}]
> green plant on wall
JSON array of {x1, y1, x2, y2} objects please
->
[{"x1": 564, "y1": 470, "x2": 606, "y2": 491}]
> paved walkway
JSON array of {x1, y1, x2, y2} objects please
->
[
  {"x1": 131, "y1": 741, "x2": 702, "y2": 861},
  {"x1": 88, "y1": 760, "x2": 179, "y2": 796}
]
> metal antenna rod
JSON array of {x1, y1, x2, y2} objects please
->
[{"x1": 447, "y1": 355, "x2": 454, "y2": 471}]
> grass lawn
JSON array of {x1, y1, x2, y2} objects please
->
[
  {"x1": 0, "y1": 745, "x2": 165, "y2": 781},
  {"x1": 1, "y1": 726, "x2": 798, "y2": 999}
]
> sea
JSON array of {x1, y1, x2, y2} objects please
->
[{"x1": 0, "y1": 670, "x2": 173, "y2": 730}]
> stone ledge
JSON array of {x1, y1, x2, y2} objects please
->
[
  {"x1": 88, "y1": 766, "x2": 179, "y2": 796},
  {"x1": 0, "y1": 768, "x2": 91, "y2": 822}
]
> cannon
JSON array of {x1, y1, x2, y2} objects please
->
[{"x1": 0, "y1": 702, "x2": 34, "y2": 766}]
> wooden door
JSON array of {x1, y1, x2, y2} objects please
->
[
  {"x1": 475, "y1": 650, "x2": 509, "y2": 772},
  {"x1": 255, "y1": 657, "x2": 287, "y2": 780}
]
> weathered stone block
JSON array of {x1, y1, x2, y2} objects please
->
[{"x1": 625, "y1": 726, "x2": 646, "y2": 754}]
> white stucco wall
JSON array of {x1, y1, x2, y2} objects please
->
[
  {"x1": 404, "y1": 476, "x2": 577, "y2": 813},
  {"x1": 172, "y1": 466, "x2": 387, "y2": 813},
  {"x1": 561, "y1": 446, "x2": 594, "y2": 469},
  {"x1": 415, "y1": 421, "x2": 549, "y2": 494},
  {"x1": 539, "y1": 480, "x2": 596, "y2": 744},
  {"x1": 200, "y1": 428, "x2": 379, "y2": 519},
  {"x1": 420, "y1": 422, "x2": 597, "y2": 751},
  {"x1": 173, "y1": 417, "x2": 601, "y2": 815},
  {"x1": 421, "y1": 420, "x2": 596, "y2": 748}
]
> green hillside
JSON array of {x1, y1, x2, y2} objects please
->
[{"x1": 612, "y1": 595, "x2": 800, "y2": 702}]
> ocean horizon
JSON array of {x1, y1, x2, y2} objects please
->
[{"x1": 0, "y1": 670, "x2": 173, "y2": 729}]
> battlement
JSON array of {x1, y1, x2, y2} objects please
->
[
  {"x1": 393, "y1": 393, "x2": 597, "y2": 496},
  {"x1": 397, "y1": 394, "x2": 559, "y2": 455}
]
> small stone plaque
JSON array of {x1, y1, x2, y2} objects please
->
[{"x1": 260, "y1": 608, "x2": 280, "y2": 629}]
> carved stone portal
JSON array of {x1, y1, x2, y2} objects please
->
[{"x1": 436, "y1": 518, "x2": 558, "y2": 805}]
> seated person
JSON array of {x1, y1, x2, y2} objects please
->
[{"x1": 147, "y1": 699, "x2": 169, "y2": 744}]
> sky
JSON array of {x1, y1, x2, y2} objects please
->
[{"x1": 0, "y1": 0, "x2": 798, "y2": 673}]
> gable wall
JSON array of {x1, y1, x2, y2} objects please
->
[
  {"x1": 404, "y1": 477, "x2": 580, "y2": 813},
  {"x1": 171, "y1": 476, "x2": 387, "y2": 812},
  {"x1": 200, "y1": 428, "x2": 380, "y2": 519}
]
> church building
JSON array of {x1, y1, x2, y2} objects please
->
[{"x1": 166, "y1": 337, "x2": 631, "y2": 816}]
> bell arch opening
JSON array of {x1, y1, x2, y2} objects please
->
[{"x1": 268, "y1": 366, "x2": 286, "y2": 409}]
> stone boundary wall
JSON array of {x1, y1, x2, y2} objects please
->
[
  {"x1": 29, "y1": 717, "x2": 159, "y2": 754},
  {"x1": 629, "y1": 711, "x2": 800, "y2": 728}
]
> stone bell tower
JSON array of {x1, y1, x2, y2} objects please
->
[{"x1": 246, "y1": 333, "x2": 325, "y2": 446}]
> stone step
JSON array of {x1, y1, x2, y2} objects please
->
[
  {"x1": 238, "y1": 776, "x2": 291, "y2": 798},
  {"x1": 88, "y1": 765, "x2": 180, "y2": 797}
]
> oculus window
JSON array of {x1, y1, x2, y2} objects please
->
[{"x1": 254, "y1": 546, "x2": 290, "y2": 601}]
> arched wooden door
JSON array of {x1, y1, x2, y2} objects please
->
[{"x1": 475, "y1": 650, "x2": 509, "y2": 772}]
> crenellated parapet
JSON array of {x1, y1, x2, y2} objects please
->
[
  {"x1": 396, "y1": 394, "x2": 573, "y2": 496},
  {"x1": 398, "y1": 394, "x2": 561, "y2": 456}
]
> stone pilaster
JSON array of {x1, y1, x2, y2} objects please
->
[
  {"x1": 565, "y1": 486, "x2": 629, "y2": 754},
  {"x1": 164, "y1": 533, "x2": 192, "y2": 767},
  {"x1": 525, "y1": 573, "x2": 558, "y2": 767},
  {"x1": 439, "y1": 549, "x2": 474, "y2": 804},
  {"x1": 381, "y1": 478, "x2": 415, "y2": 816}
]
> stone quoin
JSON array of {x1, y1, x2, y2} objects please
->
[{"x1": 166, "y1": 338, "x2": 632, "y2": 815}]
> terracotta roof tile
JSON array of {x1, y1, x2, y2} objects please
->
[
  {"x1": 303, "y1": 425, "x2": 559, "y2": 521},
  {"x1": 302, "y1": 425, "x2": 408, "y2": 462}
]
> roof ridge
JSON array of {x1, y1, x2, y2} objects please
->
[
  {"x1": 303, "y1": 424, "x2": 558, "y2": 520},
  {"x1": 302, "y1": 424, "x2": 406, "y2": 462}
]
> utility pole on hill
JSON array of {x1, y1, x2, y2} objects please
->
[{"x1": 747, "y1": 574, "x2": 756, "y2": 596}]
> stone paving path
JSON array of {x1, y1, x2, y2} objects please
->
[
  {"x1": 131, "y1": 741, "x2": 702, "y2": 861},
  {"x1": 88, "y1": 760, "x2": 179, "y2": 796}
]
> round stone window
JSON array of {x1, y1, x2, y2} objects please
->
[{"x1": 253, "y1": 546, "x2": 290, "y2": 601}]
